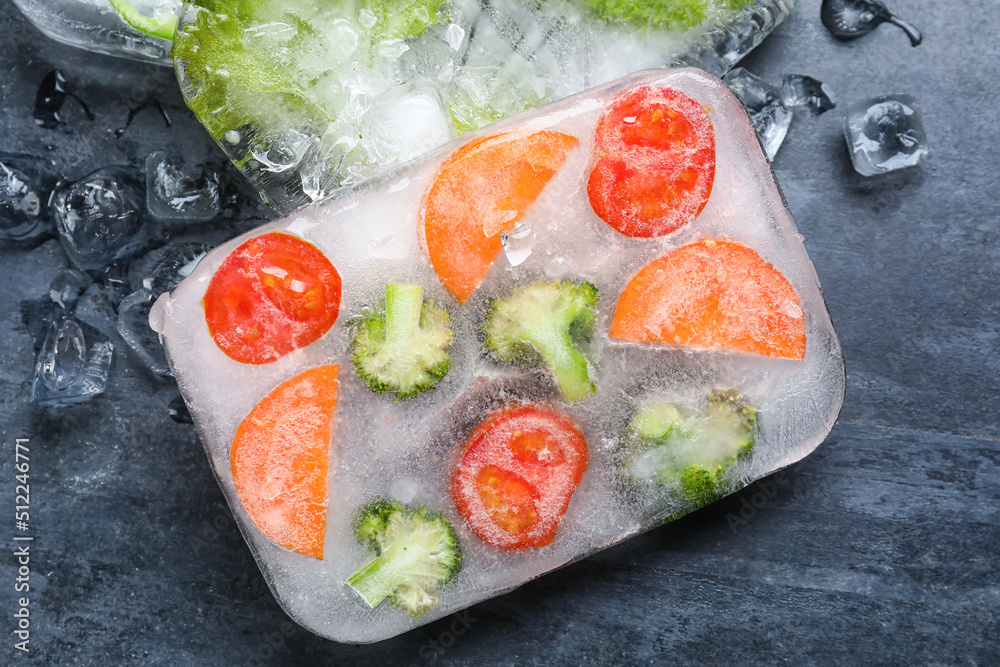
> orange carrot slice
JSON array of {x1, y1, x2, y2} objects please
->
[
  {"x1": 422, "y1": 129, "x2": 578, "y2": 303},
  {"x1": 610, "y1": 239, "x2": 806, "y2": 360},
  {"x1": 230, "y1": 365, "x2": 339, "y2": 559}
]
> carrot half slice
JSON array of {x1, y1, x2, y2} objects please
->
[
  {"x1": 610, "y1": 239, "x2": 806, "y2": 360},
  {"x1": 230, "y1": 365, "x2": 339, "y2": 559},
  {"x1": 422, "y1": 129, "x2": 578, "y2": 304}
]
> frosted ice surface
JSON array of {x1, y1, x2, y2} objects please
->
[
  {"x1": 723, "y1": 68, "x2": 792, "y2": 161},
  {"x1": 156, "y1": 69, "x2": 844, "y2": 643},
  {"x1": 31, "y1": 315, "x2": 114, "y2": 406},
  {"x1": 844, "y1": 94, "x2": 927, "y2": 177}
]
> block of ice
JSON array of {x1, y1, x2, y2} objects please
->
[
  {"x1": 153, "y1": 68, "x2": 844, "y2": 643},
  {"x1": 844, "y1": 94, "x2": 927, "y2": 176},
  {"x1": 11, "y1": 0, "x2": 177, "y2": 63},
  {"x1": 170, "y1": 0, "x2": 797, "y2": 211}
]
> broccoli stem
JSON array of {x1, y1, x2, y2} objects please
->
[
  {"x1": 384, "y1": 283, "x2": 424, "y2": 346},
  {"x1": 527, "y1": 326, "x2": 595, "y2": 402},
  {"x1": 347, "y1": 538, "x2": 427, "y2": 608},
  {"x1": 347, "y1": 552, "x2": 398, "y2": 608}
]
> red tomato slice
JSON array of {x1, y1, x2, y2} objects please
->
[
  {"x1": 422, "y1": 130, "x2": 578, "y2": 304},
  {"x1": 452, "y1": 405, "x2": 588, "y2": 550},
  {"x1": 610, "y1": 239, "x2": 806, "y2": 360},
  {"x1": 203, "y1": 232, "x2": 342, "y2": 364},
  {"x1": 588, "y1": 86, "x2": 715, "y2": 238},
  {"x1": 230, "y1": 365, "x2": 339, "y2": 560}
]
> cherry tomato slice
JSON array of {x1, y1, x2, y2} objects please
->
[
  {"x1": 452, "y1": 405, "x2": 588, "y2": 550},
  {"x1": 610, "y1": 239, "x2": 806, "y2": 360},
  {"x1": 588, "y1": 86, "x2": 715, "y2": 238},
  {"x1": 203, "y1": 232, "x2": 342, "y2": 364}
]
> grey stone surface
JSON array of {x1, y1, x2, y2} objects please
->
[{"x1": 1, "y1": 0, "x2": 998, "y2": 664}]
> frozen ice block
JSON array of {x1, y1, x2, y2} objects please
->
[
  {"x1": 11, "y1": 0, "x2": 178, "y2": 63},
  {"x1": 152, "y1": 68, "x2": 844, "y2": 643},
  {"x1": 170, "y1": 0, "x2": 797, "y2": 211}
]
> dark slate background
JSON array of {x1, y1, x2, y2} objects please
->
[{"x1": 1, "y1": 0, "x2": 998, "y2": 664}]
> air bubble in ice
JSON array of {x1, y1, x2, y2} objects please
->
[
  {"x1": 821, "y1": 0, "x2": 922, "y2": 47},
  {"x1": 781, "y1": 75, "x2": 837, "y2": 115},
  {"x1": 118, "y1": 289, "x2": 171, "y2": 376},
  {"x1": 843, "y1": 94, "x2": 927, "y2": 176},
  {"x1": 723, "y1": 68, "x2": 791, "y2": 161},
  {"x1": 31, "y1": 316, "x2": 113, "y2": 406},
  {"x1": 50, "y1": 169, "x2": 147, "y2": 271},
  {"x1": 49, "y1": 268, "x2": 92, "y2": 310},
  {"x1": 501, "y1": 222, "x2": 533, "y2": 267},
  {"x1": 145, "y1": 151, "x2": 221, "y2": 225}
]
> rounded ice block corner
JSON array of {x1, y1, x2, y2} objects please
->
[{"x1": 152, "y1": 67, "x2": 845, "y2": 644}]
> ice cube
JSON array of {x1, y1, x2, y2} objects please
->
[
  {"x1": 117, "y1": 289, "x2": 171, "y2": 377},
  {"x1": 0, "y1": 153, "x2": 57, "y2": 247},
  {"x1": 136, "y1": 242, "x2": 214, "y2": 296},
  {"x1": 145, "y1": 151, "x2": 221, "y2": 225},
  {"x1": 821, "y1": 0, "x2": 922, "y2": 46},
  {"x1": 49, "y1": 268, "x2": 92, "y2": 310},
  {"x1": 843, "y1": 94, "x2": 927, "y2": 176},
  {"x1": 50, "y1": 168, "x2": 151, "y2": 271},
  {"x1": 155, "y1": 68, "x2": 844, "y2": 643},
  {"x1": 781, "y1": 74, "x2": 837, "y2": 115},
  {"x1": 723, "y1": 68, "x2": 792, "y2": 160},
  {"x1": 31, "y1": 316, "x2": 113, "y2": 406}
]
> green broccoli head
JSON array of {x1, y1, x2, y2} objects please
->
[
  {"x1": 621, "y1": 388, "x2": 757, "y2": 507},
  {"x1": 483, "y1": 280, "x2": 599, "y2": 402},
  {"x1": 351, "y1": 283, "x2": 453, "y2": 399},
  {"x1": 347, "y1": 499, "x2": 463, "y2": 618}
]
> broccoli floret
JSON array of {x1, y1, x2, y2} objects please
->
[
  {"x1": 483, "y1": 280, "x2": 599, "y2": 402},
  {"x1": 622, "y1": 389, "x2": 757, "y2": 507},
  {"x1": 346, "y1": 499, "x2": 463, "y2": 618},
  {"x1": 351, "y1": 283, "x2": 453, "y2": 399},
  {"x1": 579, "y1": 0, "x2": 749, "y2": 30}
]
